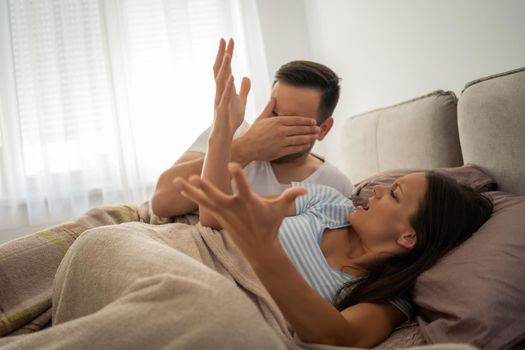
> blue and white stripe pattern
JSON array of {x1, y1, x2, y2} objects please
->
[{"x1": 278, "y1": 182, "x2": 413, "y2": 320}]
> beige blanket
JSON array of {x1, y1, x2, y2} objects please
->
[
  {"x1": 0, "y1": 203, "x2": 476, "y2": 350},
  {"x1": 0, "y1": 202, "x2": 172, "y2": 336},
  {"x1": 0, "y1": 221, "x2": 296, "y2": 349}
]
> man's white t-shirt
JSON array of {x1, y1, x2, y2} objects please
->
[{"x1": 187, "y1": 122, "x2": 353, "y2": 197}]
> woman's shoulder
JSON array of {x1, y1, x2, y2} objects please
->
[{"x1": 291, "y1": 182, "x2": 349, "y2": 201}]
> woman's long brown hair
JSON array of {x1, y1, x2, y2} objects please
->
[{"x1": 333, "y1": 171, "x2": 493, "y2": 310}]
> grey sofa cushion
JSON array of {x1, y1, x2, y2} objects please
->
[
  {"x1": 342, "y1": 91, "x2": 463, "y2": 184},
  {"x1": 458, "y1": 66, "x2": 525, "y2": 195}
]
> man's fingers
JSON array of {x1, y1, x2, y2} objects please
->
[
  {"x1": 228, "y1": 162, "x2": 252, "y2": 199},
  {"x1": 256, "y1": 98, "x2": 276, "y2": 120},
  {"x1": 213, "y1": 38, "x2": 226, "y2": 78},
  {"x1": 284, "y1": 125, "x2": 321, "y2": 137},
  {"x1": 278, "y1": 116, "x2": 318, "y2": 126},
  {"x1": 285, "y1": 134, "x2": 319, "y2": 146},
  {"x1": 239, "y1": 77, "x2": 251, "y2": 102}
]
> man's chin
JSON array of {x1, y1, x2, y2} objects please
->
[{"x1": 271, "y1": 147, "x2": 312, "y2": 164}]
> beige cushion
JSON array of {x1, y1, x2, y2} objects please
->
[
  {"x1": 458, "y1": 67, "x2": 525, "y2": 195},
  {"x1": 342, "y1": 91, "x2": 463, "y2": 184}
]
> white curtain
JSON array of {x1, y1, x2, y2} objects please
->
[{"x1": 0, "y1": 0, "x2": 269, "y2": 233}]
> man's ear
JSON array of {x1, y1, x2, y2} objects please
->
[
  {"x1": 397, "y1": 231, "x2": 417, "y2": 250},
  {"x1": 317, "y1": 117, "x2": 334, "y2": 141}
]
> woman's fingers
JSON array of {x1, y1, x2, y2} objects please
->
[
  {"x1": 219, "y1": 76, "x2": 235, "y2": 108},
  {"x1": 214, "y1": 53, "x2": 232, "y2": 106},
  {"x1": 274, "y1": 187, "x2": 307, "y2": 214},
  {"x1": 213, "y1": 38, "x2": 226, "y2": 78},
  {"x1": 280, "y1": 187, "x2": 307, "y2": 203},
  {"x1": 239, "y1": 77, "x2": 251, "y2": 103},
  {"x1": 174, "y1": 177, "x2": 216, "y2": 209},
  {"x1": 228, "y1": 162, "x2": 252, "y2": 200},
  {"x1": 174, "y1": 176, "x2": 233, "y2": 210},
  {"x1": 226, "y1": 38, "x2": 234, "y2": 58},
  {"x1": 190, "y1": 175, "x2": 233, "y2": 206}
]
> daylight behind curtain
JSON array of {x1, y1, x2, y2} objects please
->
[{"x1": 0, "y1": 0, "x2": 268, "y2": 233}]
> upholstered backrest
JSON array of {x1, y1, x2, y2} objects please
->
[
  {"x1": 342, "y1": 91, "x2": 463, "y2": 184},
  {"x1": 458, "y1": 67, "x2": 525, "y2": 195}
]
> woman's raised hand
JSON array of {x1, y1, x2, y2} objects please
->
[
  {"x1": 212, "y1": 38, "x2": 251, "y2": 137},
  {"x1": 174, "y1": 163, "x2": 306, "y2": 259}
]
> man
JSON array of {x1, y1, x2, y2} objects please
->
[{"x1": 151, "y1": 38, "x2": 352, "y2": 218}]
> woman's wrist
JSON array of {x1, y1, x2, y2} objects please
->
[
  {"x1": 208, "y1": 130, "x2": 234, "y2": 147},
  {"x1": 247, "y1": 240, "x2": 289, "y2": 274},
  {"x1": 231, "y1": 136, "x2": 251, "y2": 167}
]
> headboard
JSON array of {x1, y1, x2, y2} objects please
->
[{"x1": 342, "y1": 66, "x2": 525, "y2": 195}]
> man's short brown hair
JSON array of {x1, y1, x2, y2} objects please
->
[{"x1": 274, "y1": 61, "x2": 341, "y2": 123}]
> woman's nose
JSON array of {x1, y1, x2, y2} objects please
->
[
  {"x1": 372, "y1": 185, "x2": 387, "y2": 198},
  {"x1": 372, "y1": 186, "x2": 381, "y2": 198}
]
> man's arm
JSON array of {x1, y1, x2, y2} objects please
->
[
  {"x1": 151, "y1": 151, "x2": 204, "y2": 218},
  {"x1": 151, "y1": 116, "x2": 319, "y2": 218}
]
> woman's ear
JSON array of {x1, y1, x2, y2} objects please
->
[
  {"x1": 397, "y1": 231, "x2": 417, "y2": 250},
  {"x1": 317, "y1": 117, "x2": 333, "y2": 141}
]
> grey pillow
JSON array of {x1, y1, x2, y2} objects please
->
[{"x1": 414, "y1": 191, "x2": 525, "y2": 350}]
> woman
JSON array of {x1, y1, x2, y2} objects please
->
[{"x1": 173, "y1": 39, "x2": 494, "y2": 347}]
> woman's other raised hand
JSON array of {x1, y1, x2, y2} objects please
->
[{"x1": 212, "y1": 38, "x2": 250, "y2": 137}]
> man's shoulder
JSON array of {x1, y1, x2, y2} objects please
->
[
  {"x1": 306, "y1": 158, "x2": 353, "y2": 196},
  {"x1": 312, "y1": 158, "x2": 346, "y2": 177}
]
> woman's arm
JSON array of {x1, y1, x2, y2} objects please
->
[
  {"x1": 250, "y1": 246, "x2": 404, "y2": 347},
  {"x1": 199, "y1": 38, "x2": 250, "y2": 228},
  {"x1": 174, "y1": 165, "x2": 404, "y2": 347}
]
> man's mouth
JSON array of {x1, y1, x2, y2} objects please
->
[{"x1": 356, "y1": 205, "x2": 369, "y2": 211}]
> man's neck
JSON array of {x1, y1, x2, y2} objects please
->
[{"x1": 269, "y1": 153, "x2": 323, "y2": 184}]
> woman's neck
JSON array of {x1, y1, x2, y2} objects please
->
[{"x1": 321, "y1": 226, "x2": 387, "y2": 277}]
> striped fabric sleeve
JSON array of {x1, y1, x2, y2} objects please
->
[
  {"x1": 292, "y1": 182, "x2": 351, "y2": 215},
  {"x1": 389, "y1": 297, "x2": 414, "y2": 321}
]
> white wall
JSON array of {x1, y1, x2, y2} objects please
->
[
  {"x1": 296, "y1": 0, "x2": 525, "y2": 171},
  {"x1": 255, "y1": 0, "x2": 313, "y2": 82}
]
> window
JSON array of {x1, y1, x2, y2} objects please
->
[{"x1": 0, "y1": 0, "x2": 268, "y2": 230}]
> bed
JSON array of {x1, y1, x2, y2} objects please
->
[{"x1": 0, "y1": 66, "x2": 523, "y2": 350}]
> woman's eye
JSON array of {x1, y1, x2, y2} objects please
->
[{"x1": 390, "y1": 190, "x2": 398, "y2": 201}]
